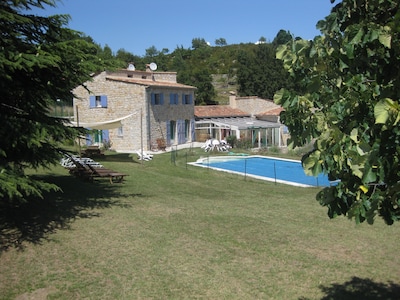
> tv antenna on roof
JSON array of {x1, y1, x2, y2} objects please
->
[{"x1": 149, "y1": 62, "x2": 157, "y2": 71}]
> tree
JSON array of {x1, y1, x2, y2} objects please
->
[
  {"x1": 177, "y1": 68, "x2": 216, "y2": 105},
  {"x1": 0, "y1": 0, "x2": 113, "y2": 203},
  {"x1": 191, "y1": 69, "x2": 217, "y2": 105},
  {"x1": 215, "y1": 38, "x2": 227, "y2": 46},
  {"x1": 274, "y1": 0, "x2": 400, "y2": 224},
  {"x1": 115, "y1": 48, "x2": 143, "y2": 68},
  {"x1": 237, "y1": 44, "x2": 292, "y2": 99},
  {"x1": 272, "y1": 29, "x2": 293, "y2": 46},
  {"x1": 191, "y1": 38, "x2": 209, "y2": 50},
  {"x1": 257, "y1": 36, "x2": 267, "y2": 44},
  {"x1": 236, "y1": 49, "x2": 257, "y2": 96},
  {"x1": 145, "y1": 45, "x2": 159, "y2": 58}
]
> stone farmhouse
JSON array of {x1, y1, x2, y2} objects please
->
[
  {"x1": 195, "y1": 94, "x2": 287, "y2": 148},
  {"x1": 73, "y1": 66, "x2": 196, "y2": 152}
]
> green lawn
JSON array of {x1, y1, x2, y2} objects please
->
[{"x1": 0, "y1": 149, "x2": 399, "y2": 299}]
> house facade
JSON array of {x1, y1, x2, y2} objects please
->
[{"x1": 73, "y1": 67, "x2": 196, "y2": 152}]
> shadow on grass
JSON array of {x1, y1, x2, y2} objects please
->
[
  {"x1": 300, "y1": 277, "x2": 400, "y2": 300},
  {"x1": 99, "y1": 152, "x2": 136, "y2": 163},
  {"x1": 0, "y1": 174, "x2": 141, "y2": 253}
]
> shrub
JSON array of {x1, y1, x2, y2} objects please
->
[
  {"x1": 102, "y1": 139, "x2": 112, "y2": 151},
  {"x1": 226, "y1": 135, "x2": 237, "y2": 148}
]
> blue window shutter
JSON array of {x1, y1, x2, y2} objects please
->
[
  {"x1": 102, "y1": 129, "x2": 109, "y2": 142},
  {"x1": 177, "y1": 120, "x2": 182, "y2": 144},
  {"x1": 180, "y1": 120, "x2": 186, "y2": 144},
  {"x1": 170, "y1": 93, "x2": 177, "y2": 105},
  {"x1": 160, "y1": 93, "x2": 164, "y2": 105},
  {"x1": 101, "y1": 95, "x2": 108, "y2": 108},
  {"x1": 151, "y1": 93, "x2": 155, "y2": 105},
  {"x1": 166, "y1": 120, "x2": 171, "y2": 145},
  {"x1": 184, "y1": 120, "x2": 189, "y2": 139},
  {"x1": 191, "y1": 119, "x2": 195, "y2": 142},
  {"x1": 89, "y1": 96, "x2": 95, "y2": 108},
  {"x1": 86, "y1": 133, "x2": 92, "y2": 146},
  {"x1": 189, "y1": 94, "x2": 193, "y2": 104},
  {"x1": 182, "y1": 120, "x2": 187, "y2": 143}
]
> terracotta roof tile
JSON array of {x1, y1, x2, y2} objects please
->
[
  {"x1": 256, "y1": 107, "x2": 284, "y2": 116},
  {"x1": 195, "y1": 105, "x2": 250, "y2": 118},
  {"x1": 105, "y1": 76, "x2": 196, "y2": 89}
]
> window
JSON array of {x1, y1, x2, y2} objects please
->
[
  {"x1": 184, "y1": 119, "x2": 190, "y2": 139},
  {"x1": 169, "y1": 93, "x2": 179, "y2": 105},
  {"x1": 182, "y1": 94, "x2": 193, "y2": 105},
  {"x1": 170, "y1": 120, "x2": 176, "y2": 140},
  {"x1": 117, "y1": 126, "x2": 123, "y2": 137},
  {"x1": 89, "y1": 95, "x2": 107, "y2": 108},
  {"x1": 95, "y1": 96, "x2": 101, "y2": 107},
  {"x1": 151, "y1": 93, "x2": 164, "y2": 105}
]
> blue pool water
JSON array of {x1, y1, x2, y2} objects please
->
[{"x1": 191, "y1": 156, "x2": 331, "y2": 187}]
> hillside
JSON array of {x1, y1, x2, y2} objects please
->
[
  {"x1": 100, "y1": 34, "x2": 294, "y2": 105},
  {"x1": 211, "y1": 74, "x2": 238, "y2": 104}
]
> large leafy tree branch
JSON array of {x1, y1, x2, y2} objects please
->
[
  {"x1": 274, "y1": 0, "x2": 400, "y2": 224},
  {"x1": 0, "y1": 0, "x2": 114, "y2": 203}
]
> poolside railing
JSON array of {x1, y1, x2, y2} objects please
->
[{"x1": 189, "y1": 155, "x2": 331, "y2": 188}]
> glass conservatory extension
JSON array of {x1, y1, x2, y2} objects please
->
[{"x1": 195, "y1": 117, "x2": 285, "y2": 148}]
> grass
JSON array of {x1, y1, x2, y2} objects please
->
[{"x1": 1, "y1": 149, "x2": 399, "y2": 299}]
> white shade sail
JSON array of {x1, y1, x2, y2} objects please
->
[{"x1": 67, "y1": 114, "x2": 134, "y2": 130}]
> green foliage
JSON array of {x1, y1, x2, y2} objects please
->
[
  {"x1": 178, "y1": 68, "x2": 217, "y2": 105},
  {"x1": 237, "y1": 43, "x2": 294, "y2": 99},
  {"x1": 235, "y1": 138, "x2": 253, "y2": 150},
  {"x1": 0, "y1": 168, "x2": 60, "y2": 203},
  {"x1": 115, "y1": 48, "x2": 143, "y2": 67},
  {"x1": 0, "y1": 0, "x2": 119, "y2": 203},
  {"x1": 215, "y1": 37, "x2": 227, "y2": 46},
  {"x1": 145, "y1": 45, "x2": 159, "y2": 58},
  {"x1": 274, "y1": 0, "x2": 400, "y2": 224},
  {"x1": 226, "y1": 135, "x2": 237, "y2": 148},
  {"x1": 191, "y1": 37, "x2": 209, "y2": 49},
  {"x1": 112, "y1": 31, "x2": 294, "y2": 103},
  {"x1": 272, "y1": 30, "x2": 294, "y2": 46}
]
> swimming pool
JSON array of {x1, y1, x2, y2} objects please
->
[{"x1": 190, "y1": 155, "x2": 331, "y2": 187}]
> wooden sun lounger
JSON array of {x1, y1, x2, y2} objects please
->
[
  {"x1": 86, "y1": 164, "x2": 128, "y2": 184},
  {"x1": 67, "y1": 157, "x2": 94, "y2": 180},
  {"x1": 64, "y1": 155, "x2": 127, "y2": 184}
]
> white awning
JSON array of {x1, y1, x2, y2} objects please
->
[
  {"x1": 196, "y1": 117, "x2": 281, "y2": 130},
  {"x1": 67, "y1": 114, "x2": 134, "y2": 130}
]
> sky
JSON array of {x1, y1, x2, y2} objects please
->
[{"x1": 29, "y1": 0, "x2": 337, "y2": 56}]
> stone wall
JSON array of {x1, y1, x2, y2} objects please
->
[
  {"x1": 73, "y1": 72, "x2": 147, "y2": 151},
  {"x1": 229, "y1": 95, "x2": 279, "y2": 116},
  {"x1": 106, "y1": 70, "x2": 177, "y2": 83},
  {"x1": 73, "y1": 72, "x2": 195, "y2": 152},
  {"x1": 146, "y1": 87, "x2": 194, "y2": 149}
]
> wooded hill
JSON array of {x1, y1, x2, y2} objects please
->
[{"x1": 98, "y1": 31, "x2": 296, "y2": 105}]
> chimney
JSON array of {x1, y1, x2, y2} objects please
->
[
  {"x1": 146, "y1": 64, "x2": 151, "y2": 72},
  {"x1": 229, "y1": 91, "x2": 237, "y2": 108}
]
